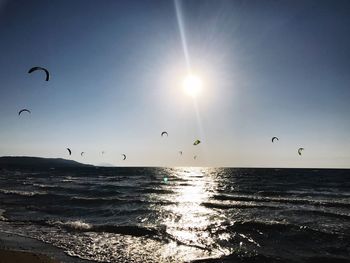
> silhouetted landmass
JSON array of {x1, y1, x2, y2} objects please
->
[{"x1": 0, "y1": 156, "x2": 93, "y2": 169}]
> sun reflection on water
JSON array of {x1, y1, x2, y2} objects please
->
[{"x1": 155, "y1": 167, "x2": 229, "y2": 261}]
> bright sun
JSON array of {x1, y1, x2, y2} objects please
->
[{"x1": 182, "y1": 74, "x2": 203, "y2": 98}]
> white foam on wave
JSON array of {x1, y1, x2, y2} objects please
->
[
  {"x1": 61, "y1": 176, "x2": 78, "y2": 183},
  {"x1": 32, "y1": 183, "x2": 58, "y2": 188},
  {"x1": 70, "y1": 196, "x2": 99, "y2": 201},
  {"x1": 0, "y1": 189, "x2": 47, "y2": 196},
  {"x1": 70, "y1": 196, "x2": 119, "y2": 201},
  {"x1": 0, "y1": 209, "x2": 7, "y2": 221},
  {"x1": 49, "y1": 220, "x2": 92, "y2": 230},
  {"x1": 0, "y1": 221, "x2": 211, "y2": 263}
]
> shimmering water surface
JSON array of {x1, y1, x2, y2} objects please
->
[{"x1": 0, "y1": 167, "x2": 349, "y2": 262}]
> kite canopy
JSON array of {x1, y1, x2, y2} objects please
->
[
  {"x1": 161, "y1": 131, "x2": 168, "y2": 137},
  {"x1": 272, "y1": 137, "x2": 279, "y2": 143},
  {"x1": 193, "y1": 140, "x2": 201, "y2": 146},
  {"x1": 179, "y1": 151, "x2": 183, "y2": 155},
  {"x1": 67, "y1": 148, "x2": 72, "y2": 156},
  {"x1": 81, "y1": 152, "x2": 85, "y2": 157},
  {"x1": 122, "y1": 154, "x2": 127, "y2": 160},
  {"x1": 194, "y1": 155, "x2": 197, "y2": 160},
  {"x1": 28, "y1": 66, "x2": 50, "y2": 81},
  {"x1": 18, "y1": 109, "x2": 31, "y2": 116},
  {"x1": 298, "y1": 148, "x2": 304, "y2": 156}
]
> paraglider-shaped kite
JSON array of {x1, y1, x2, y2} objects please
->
[
  {"x1": 272, "y1": 137, "x2": 279, "y2": 143},
  {"x1": 193, "y1": 140, "x2": 201, "y2": 146},
  {"x1": 67, "y1": 148, "x2": 72, "y2": 156},
  {"x1": 28, "y1": 66, "x2": 50, "y2": 81},
  {"x1": 161, "y1": 131, "x2": 168, "y2": 137},
  {"x1": 298, "y1": 148, "x2": 304, "y2": 156},
  {"x1": 18, "y1": 109, "x2": 31, "y2": 116},
  {"x1": 122, "y1": 154, "x2": 127, "y2": 160},
  {"x1": 81, "y1": 152, "x2": 85, "y2": 157}
]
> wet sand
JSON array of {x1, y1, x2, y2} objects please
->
[
  {"x1": 0, "y1": 231, "x2": 92, "y2": 263},
  {"x1": 0, "y1": 249, "x2": 58, "y2": 263}
]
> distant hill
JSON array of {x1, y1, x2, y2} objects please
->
[
  {"x1": 98, "y1": 162, "x2": 116, "y2": 167},
  {"x1": 0, "y1": 156, "x2": 93, "y2": 169}
]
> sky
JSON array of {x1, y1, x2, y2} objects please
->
[{"x1": 0, "y1": 0, "x2": 349, "y2": 168}]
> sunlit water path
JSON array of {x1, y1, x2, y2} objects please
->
[{"x1": 0, "y1": 167, "x2": 349, "y2": 262}]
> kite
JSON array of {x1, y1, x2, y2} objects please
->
[{"x1": 28, "y1": 66, "x2": 50, "y2": 81}]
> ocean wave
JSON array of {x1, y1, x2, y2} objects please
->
[
  {"x1": 0, "y1": 189, "x2": 48, "y2": 197},
  {"x1": 203, "y1": 200, "x2": 350, "y2": 220},
  {"x1": 32, "y1": 183, "x2": 59, "y2": 188},
  {"x1": 47, "y1": 219, "x2": 165, "y2": 238},
  {"x1": 70, "y1": 195, "x2": 135, "y2": 202},
  {"x1": 69, "y1": 195, "x2": 176, "y2": 207},
  {"x1": 287, "y1": 209, "x2": 350, "y2": 220},
  {"x1": 190, "y1": 253, "x2": 350, "y2": 263},
  {"x1": 61, "y1": 176, "x2": 79, "y2": 182},
  {"x1": 69, "y1": 196, "x2": 125, "y2": 205},
  {"x1": 226, "y1": 220, "x2": 347, "y2": 238},
  {"x1": 0, "y1": 209, "x2": 7, "y2": 221},
  {"x1": 137, "y1": 188, "x2": 175, "y2": 194},
  {"x1": 92, "y1": 225, "x2": 163, "y2": 237},
  {"x1": 48, "y1": 220, "x2": 92, "y2": 230},
  {"x1": 258, "y1": 190, "x2": 350, "y2": 198},
  {"x1": 213, "y1": 194, "x2": 350, "y2": 208},
  {"x1": 202, "y1": 202, "x2": 279, "y2": 210},
  {"x1": 21, "y1": 181, "x2": 63, "y2": 189},
  {"x1": 190, "y1": 254, "x2": 277, "y2": 263}
]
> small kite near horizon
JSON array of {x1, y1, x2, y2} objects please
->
[
  {"x1": 193, "y1": 140, "x2": 201, "y2": 146},
  {"x1": 161, "y1": 131, "x2": 168, "y2": 137},
  {"x1": 18, "y1": 109, "x2": 31, "y2": 116},
  {"x1": 28, "y1": 66, "x2": 50, "y2": 81},
  {"x1": 272, "y1": 137, "x2": 279, "y2": 143},
  {"x1": 81, "y1": 152, "x2": 84, "y2": 157},
  {"x1": 298, "y1": 148, "x2": 304, "y2": 156},
  {"x1": 67, "y1": 148, "x2": 72, "y2": 156},
  {"x1": 122, "y1": 154, "x2": 127, "y2": 160}
]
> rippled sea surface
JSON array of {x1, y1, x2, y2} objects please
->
[{"x1": 0, "y1": 167, "x2": 349, "y2": 262}]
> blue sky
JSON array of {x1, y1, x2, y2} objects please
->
[{"x1": 0, "y1": 0, "x2": 349, "y2": 167}]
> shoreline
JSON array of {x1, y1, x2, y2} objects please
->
[
  {"x1": 0, "y1": 231, "x2": 93, "y2": 263},
  {"x1": 0, "y1": 249, "x2": 58, "y2": 263}
]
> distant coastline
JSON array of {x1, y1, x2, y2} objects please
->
[
  {"x1": 0, "y1": 156, "x2": 349, "y2": 170},
  {"x1": 0, "y1": 156, "x2": 93, "y2": 169}
]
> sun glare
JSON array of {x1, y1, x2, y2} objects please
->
[{"x1": 182, "y1": 74, "x2": 203, "y2": 98}]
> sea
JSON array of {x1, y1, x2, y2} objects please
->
[{"x1": 0, "y1": 167, "x2": 349, "y2": 263}]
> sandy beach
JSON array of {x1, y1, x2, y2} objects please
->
[
  {"x1": 0, "y1": 231, "x2": 91, "y2": 263},
  {"x1": 0, "y1": 249, "x2": 58, "y2": 263}
]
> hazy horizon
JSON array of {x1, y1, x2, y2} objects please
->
[
  {"x1": 1, "y1": 0, "x2": 349, "y2": 168},
  {"x1": 1, "y1": 155, "x2": 349, "y2": 169}
]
